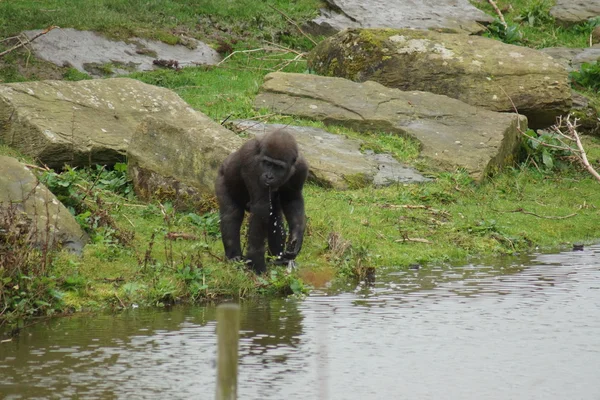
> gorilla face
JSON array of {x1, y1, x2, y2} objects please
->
[{"x1": 259, "y1": 155, "x2": 294, "y2": 188}]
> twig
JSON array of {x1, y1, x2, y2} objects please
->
[
  {"x1": 487, "y1": 0, "x2": 507, "y2": 30},
  {"x1": 165, "y1": 232, "x2": 198, "y2": 241},
  {"x1": 268, "y1": 5, "x2": 317, "y2": 46},
  {"x1": 0, "y1": 25, "x2": 58, "y2": 57},
  {"x1": 395, "y1": 237, "x2": 432, "y2": 244},
  {"x1": 569, "y1": 118, "x2": 600, "y2": 182},
  {"x1": 217, "y1": 48, "x2": 269, "y2": 66},
  {"x1": 495, "y1": 208, "x2": 577, "y2": 219},
  {"x1": 114, "y1": 293, "x2": 126, "y2": 309},
  {"x1": 24, "y1": 163, "x2": 51, "y2": 172},
  {"x1": 122, "y1": 214, "x2": 135, "y2": 228},
  {"x1": 80, "y1": 165, "x2": 106, "y2": 203}
]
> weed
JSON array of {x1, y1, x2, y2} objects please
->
[
  {"x1": 0, "y1": 202, "x2": 63, "y2": 332},
  {"x1": 521, "y1": 129, "x2": 576, "y2": 171},
  {"x1": 570, "y1": 62, "x2": 600, "y2": 92}
]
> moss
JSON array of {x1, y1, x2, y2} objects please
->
[{"x1": 343, "y1": 172, "x2": 371, "y2": 189}]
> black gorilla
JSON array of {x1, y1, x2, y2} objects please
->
[{"x1": 215, "y1": 129, "x2": 309, "y2": 274}]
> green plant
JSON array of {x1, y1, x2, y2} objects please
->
[
  {"x1": 570, "y1": 62, "x2": 600, "y2": 92},
  {"x1": 184, "y1": 211, "x2": 221, "y2": 237},
  {"x1": 485, "y1": 19, "x2": 524, "y2": 44},
  {"x1": 514, "y1": 0, "x2": 553, "y2": 27},
  {"x1": 522, "y1": 129, "x2": 575, "y2": 170}
]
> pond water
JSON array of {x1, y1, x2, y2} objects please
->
[{"x1": 1, "y1": 246, "x2": 600, "y2": 399}]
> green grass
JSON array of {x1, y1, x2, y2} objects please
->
[
  {"x1": 473, "y1": 0, "x2": 599, "y2": 48},
  {"x1": 2, "y1": 0, "x2": 600, "y2": 331},
  {"x1": 0, "y1": 0, "x2": 322, "y2": 47}
]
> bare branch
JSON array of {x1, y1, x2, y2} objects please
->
[
  {"x1": 268, "y1": 5, "x2": 317, "y2": 46},
  {"x1": 0, "y1": 26, "x2": 58, "y2": 58},
  {"x1": 487, "y1": 0, "x2": 508, "y2": 30}
]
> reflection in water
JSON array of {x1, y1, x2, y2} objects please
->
[{"x1": 1, "y1": 246, "x2": 600, "y2": 399}]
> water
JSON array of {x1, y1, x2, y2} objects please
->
[{"x1": 1, "y1": 246, "x2": 600, "y2": 399}]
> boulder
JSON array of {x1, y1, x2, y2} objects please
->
[
  {"x1": 550, "y1": 1, "x2": 600, "y2": 25},
  {"x1": 24, "y1": 28, "x2": 221, "y2": 77},
  {"x1": 308, "y1": 29, "x2": 571, "y2": 128},
  {"x1": 0, "y1": 78, "x2": 203, "y2": 169},
  {"x1": 0, "y1": 156, "x2": 88, "y2": 252},
  {"x1": 232, "y1": 121, "x2": 431, "y2": 189},
  {"x1": 307, "y1": 0, "x2": 492, "y2": 35},
  {"x1": 127, "y1": 115, "x2": 243, "y2": 210},
  {"x1": 254, "y1": 72, "x2": 527, "y2": 181}
]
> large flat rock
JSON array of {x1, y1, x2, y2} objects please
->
[
  {"x1": 550, "y1": 1, "x2": 600, "y2": 25},
  {"x1": 0, "y1": 78, "x2": 203, "y2": 168},
  {"x1": 24, "y1": 28, "x2": 221, "y2": 77},
  {"x1": 308, "y1": 29, "x2": 571, "y2": 129},
  {"x1": 308, "y1": 0, "x2": 493, "y2": 35},
  {"x1": 254, "y1": 72, "x2": 527, "y2": 181}
]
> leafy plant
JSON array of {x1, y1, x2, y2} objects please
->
[
  {"x1": 570, "y1": 62, "x2": 600, "y2": 92},
  {"x1": 522, "y1": 129, "x2": 575, "y2": 170},
  {"x1": 514, "y1": 0, "x2": 553, "y2": 27},
  {"x1": 185, "y1": 211, "x2": 221, "y2": 237},
  {"x1": 485, "y1": 19, "x2": 523, "y2": 44}
]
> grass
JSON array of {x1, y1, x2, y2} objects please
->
[
  {"x1": 2, "y1": 0, "x2": 600, "y2": 332},
  {"x1": 473, "y1": 0, "x2": 600, "y2": 48}
]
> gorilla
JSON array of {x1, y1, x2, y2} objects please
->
[{"x1": 215, "y1": 129, "x2": 309, "y2": 274}]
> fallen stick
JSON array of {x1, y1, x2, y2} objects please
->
[{"x1": 0, "y1": 25, "x2": 58, "y2": 58}]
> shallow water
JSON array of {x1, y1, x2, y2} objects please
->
[{"x1": 1, "y1": 246, "x2": 600, "y2": 399}]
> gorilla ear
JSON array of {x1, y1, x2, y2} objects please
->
[{"x1": 292, "y1": 157, "x2": 297, "y2": 165}]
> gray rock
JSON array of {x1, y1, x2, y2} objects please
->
[
  {"x1": 308, "y1": 28, "x2": 571, "y2": 129},
  {"x1": 23, "y1": 28, "x2": 221, "y2": 77},
  {"x1": 550, "y1": 0, "x2": 600, "y2": 25},
  {"x1": 127, "y1": 115, "x2": 243, "y2": 210},
  {"x1": 542, "y1": 46, "x2": 600, "y2": 71},
  {"x1": 0, "y1": 156, "x2": 88, "y2": 252},
  {"x1": 307, "y1": 0, "x2": 492, "y2": 35},
  {"x1": 254, "y1": 72, "x2": 527, "y2": 182},
  {"x1": 232, "y1": 121, "x2": 430, "y2": 189},
  {"x1": 0, "y1": 78, "x2": 204, "y2": 169}
]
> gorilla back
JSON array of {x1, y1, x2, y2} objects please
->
[{"x1": 215, "y1": 129, "x2": 308, "y2": 274}]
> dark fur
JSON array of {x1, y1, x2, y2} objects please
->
[{"x1": 215, "y1": 129, "x2": 308, "y2": 273}]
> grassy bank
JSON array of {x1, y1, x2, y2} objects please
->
[{"x1": 2, "y1": 0, "x2": 600, "y2": 332}]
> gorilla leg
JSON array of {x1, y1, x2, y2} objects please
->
[
  {"x1": 216, "y1": 177, "x2": 244, "y2": 260},
  {"x1": 281, "y1": 192, "x2": 306, "y2": 260},
  {"x1": 246, "y1": 201, "x2": 270, "y2": 274}
]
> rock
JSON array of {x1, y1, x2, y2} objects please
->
[
  {"x1": 0, "y1": 156, "x2": 88, "y2": 252},
  {"x1": 232, "y1": 121, "x2": 431, "y2": 189},
  {"x1": 254, "y1": 72, "x2": 527, "y2": 181},
  {"x1": 541, "y1": 46, "x2": 600, "y2": 71},
  {"x1": 593, "y1": 27, "x2": 600, "y2": 45},
  {"x1": 573, "y1": 47, "x2": 600, "y2": 70},
  {"x1": 307, "y1": 0, "x2": 492, "y2": 35},
  {"x1": 542, "y1": 46, "x2": 600, "y2": 72},
  {"x1": 24, "y1": 28, "x2": 221, "y2": 77},
  {"x1": 127, "y1": 115, "x2": 243, "y2": 210},
  {"x1": 0, "y1": 78, "x2": 203, "y2": 169},
  {"x1": 550, "y1": 1, "x2": 600, "y2": 25},
  {"x1": 308, "y1": 29, "x2": 571, "y2": 129}
]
